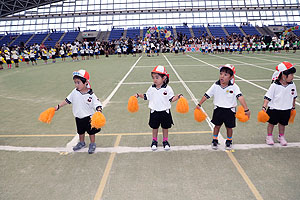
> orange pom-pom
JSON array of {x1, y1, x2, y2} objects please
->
[
  {"x1": 257, "y1": 110, "x2": 270, "y2": 123},
  {"x1": 289, "y1": 109, "x2": 296, "y2": 123},
  {"x1": 176, "y1": 97, "x2": 189, "y2": 114},
  {"x1": 194, "y1": 108, "x2": 207, "y2": 122},
  {"x1": 127, "y1": 96, "x2": 139, "y2": 113},
  {"x1": 91, "y1": 112, "x2": 106, "y2": 129},
  {"x1": 38, "y1": 107, "x2": 55, "y2": 124},
  {"x1": 236, "y1": 106, "x2": 249, "y2": 122}
]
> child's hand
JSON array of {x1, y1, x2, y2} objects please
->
[
  {"x1": 135, "y1": 93, "x2": 140, "y2": 98},
  {"x1": 245, "y1": 109, "x2": 250, "y2": 118},
  {"x1": 195, "y1": 104, "x2": 201, "y2": 110},
  {"x1": 55, "y1": 105, "x2": 60, "y2": 111},
  {"x1": 177, "y1": 94, "x2": 183, "y2": 99}
]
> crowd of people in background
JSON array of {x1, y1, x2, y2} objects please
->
[{"x1": 0, "y1": 28, "x2": 299, "y2": 70}]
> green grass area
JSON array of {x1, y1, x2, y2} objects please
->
[{"x1": 1, "y1": 52, "x2": 300, "y2": 200}]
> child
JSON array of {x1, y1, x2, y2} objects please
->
[
  {"x1": 59, "y1": 47, "x2": 66, "y2": 62},
  {"x1": 135, "y1": 65, "x2": 182, "y2": 151},
  {"x1": 29, "y1": 49, "x2": 37, "y2": 65},
  {"x1": 23, "y1": 50, "x2": 30, "y2": 65},
  {"x1": 41, "y1": 49, "x2": 48, "y2": 64},
  {"x1": 54, "y1": 69, "x2": 103, "y2": 154},
  {"x1": 262, "y1": 62, "x2": 297, "y2": 146},
  {"x1": 196, "y1": 64, "x2": 250, "y2": 150},
  {"x1": 0, "y1": 51, "x2": 3, "y2": 70},
  {"x1": 4, "y1": 50, "x2": 12, "y2": 69},
  {"x1": 11, "y1": 49, "x2": 19, "y2": 68}
]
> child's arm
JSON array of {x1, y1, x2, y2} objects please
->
[
  {"x1": 171, "y1": 94, "x2": 183, "y2": 102},
  {"x1": 196, "y1": 96, "x2": 208, "y2": 109},
  {"x1": 238, "y1": 96, "x2": 251, "y2": 117},
  {"x1": 292, "y1": 98, "x2": 296, "y2": 110},
  {"x1": 55, "y1": 100, "x2": 68, "y2": 111},
  {"x1": 135, "y1": 93, "x2": 144, "y2": 98},
  {"x1": 262, "y1": 99, "x2": 270, "y2": 112}
]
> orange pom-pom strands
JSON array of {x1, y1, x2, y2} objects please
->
[
  {"x1": 127, "y1": 96, "x2": 139, "y2": 113},
  {"x1": 235, "y1": 106, "x2": 249, "y2": 122},
  {"x1": 194, "y1": 108, "x2": 207, "y2": 122},
  {"x1": 257, "y1": 110, "x2": 270, "y2": 123},
  {"x1": 289, "y1": 109, "x2": 296, "y2": 123},
  {"x1": 176, "y1": 96, "x2": 189, "y2": 114},
  {"x1": 91, "y1": 111, "x2": 106, "y2": 129},
  {"x1": 38, "y1": 107, "x2": 56, "y2": 124}
]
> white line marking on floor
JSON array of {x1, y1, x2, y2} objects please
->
[{"x1": 1, "y1": 143, "x2": 299, "y2": 153}]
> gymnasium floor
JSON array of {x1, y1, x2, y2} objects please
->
[{"x1": 1, "y1": 51, "x2": 300, "y2": 200}]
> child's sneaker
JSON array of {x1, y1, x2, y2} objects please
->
[
  {"x1": 88, "y1": 143, "x2": 96, "y2": 154},
  {"x1": 225, "y1": 140, "x2": 232, "y2": 150},
  {"x1": 151, "y1": 140, "x2": 158, "y2": 151},
  {"x1": 162, "y1": 141, "x2": 171, "y2": 151},
  {"x1": 277, "y1": 136, "x2": 287, "y2": 146},
  {"x1": 73, "y1": 141, "x2": 86, "y2": 151},
  {"x1": 211, "y1": 139, "x2": 218, "y2": 150},
  {"x1": 266, "y1": 136, "x2": 274, "y2": 145}
]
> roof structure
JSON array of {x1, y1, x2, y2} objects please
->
[{"x1": 0, "y1": 0, "x2": 63, "y2": 18}]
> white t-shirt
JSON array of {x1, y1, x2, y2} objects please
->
[
  {"x1": 66, "y1": 89, "x2": 102, "y2": 119},
  {"x1": 205, "y1": 81, "x2": 242, "y2": 110},
  {"x1": 144, "y1": 84, "x2": 174, "y2": 111},
  {"x1": 264, "y1": 81, "x2": 297, "y2": 110}
]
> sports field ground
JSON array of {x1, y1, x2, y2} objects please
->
[{"x1": 1, "y1": 52, "x2": 300, "y2": 200}]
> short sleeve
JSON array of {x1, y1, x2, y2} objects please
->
[
  {"x1": 205, "y1": 84, "x2": 215, "y2": 98},
  {"x1": 167, "y1": 86, "x2": 175, "y2": 101},
  {"x1": 66, "y1": 89, "x2": 75, "y2": 104},
  {"x1": 92, "y1": 94, "x2": 102, "y2": 110},
  {"x1": 145, "y1": 86, "x2": 152, "y2": 100},
  {"x1": 234, "y1": 84, "x2": 242, "y2": 98},
  {"x1": 264, "y1": 84, "x2": 275, "y2": 101}
]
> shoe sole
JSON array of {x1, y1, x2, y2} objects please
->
[
  {"x1": 225, "y1": 146, "x2": 232, "y2": 150},
  {"x1": 211, "y1": 145, "x2": 218, "y2": 150},
  {"x1": 164, "y1": 146, "x2": 170, "y2": 151},
  {"x1": 73, "y1": 146, "x2": 86, "y2": 151},
  {"x1": 277, "y1": 139, "x2": 287, "y2": 146},
  {"x1": 151, "y1": 146, "x2": 157, "y2": 151}
]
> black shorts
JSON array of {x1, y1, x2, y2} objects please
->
[
  {"x1": 30, "y1": 57, "x2": 35, "y2": 61},
  {"x1": 75, "y1": 116, "x2": 101, "y2": 135},
  {"x1": 52, "y1": 55, "x2": 56, "y2": 59},
  {"x1": 14, "y1": 59, "x2": 19, "y2": 63},
  {"x1": 73, "y1": 53, "x2": 78, "y2": 57},
  {"x1": 42, "y1": 56, "x2": 48, "y2": 60},
  {"x1": 25, "y1": 58, "x2": 30, "y2": 62},
  {"x1": 149, "y1": 110, "x2": 173, "y2": 129},
  {"x1": 6, "y1": 60, "x2": 11, "y2": 64},
  {"x1": 266, "y1": 108, "x2": 291, "y2": 126},
  {"x1": 211, "y1": 107, "x2": 236, "y2": 128}
]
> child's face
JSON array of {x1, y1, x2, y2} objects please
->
[
  {"x1": 73, "y1": 78, "x2": 87, "y2": 91},
  {"x1": 152, "y1": 73, "x2": 165, "y2": 87},
  {"x1": 219, "y1": 71, "x2": 232, "y2": 85},
  {"x1": 284, "y1": 73, "x2": 294, "y2": 82}
]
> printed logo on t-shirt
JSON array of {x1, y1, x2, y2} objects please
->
[
  {"x1": 291, "y1": 89, "x2": 295, "y2": 95},
  {"x1": 87, "y1": 97, "x2": 92, "y2": 102},
  {"x1": 163, "y1": 91, "x2": 167, "y2": 95}
]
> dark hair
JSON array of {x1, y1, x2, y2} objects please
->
[
  {"x1": 220, "y1": 67, "x2": 234, "y2": 77},
  {"x1": 275, "y1": 67, "x2": 296, "y2": 82},
  {"x1": 151, "y1": 72, "x2": 169, "y2": 84},
  {"x1": 73, "y1": 75, "x2": 86, "y2": 84}
]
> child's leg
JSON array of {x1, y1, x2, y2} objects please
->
[
  {"x1": 266, "y1": 123, "x2": 275, "y2": 145},
  {"x1": 213, "y1": 125, "x2": 221, "y2": 139},
  {"x1": 79, "y1": 133, "x2": 85, "y2": 142},
  {"x1": 152, "y1": 128, "x2": 158, "y2": 141},
  {"x1": 278, "y1": 123, "x2": 285, "y2": 136},
  {"x1": 267, "y1": 123, "x2": 274, "y2": 136},
  {"x1": 226, "y1": 127, "x2": 233, "y2": 140},
  {"x1": 89, "y1": 134, "x2": 95, "y2": 143},
  {"x1": 277, "y1": 123, "x2": 287, "y2": 146},
  {"x1": 162, "y1": 128, "x2": 168, "y2": 141}
]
